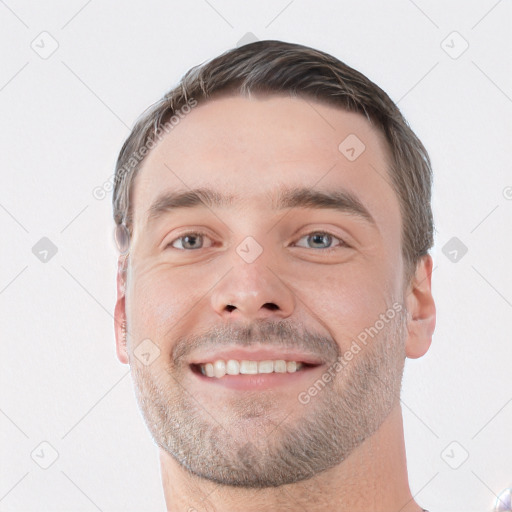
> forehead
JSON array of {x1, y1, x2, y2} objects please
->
[{"x1": 130, "y1": 94, "x2": 400, "y2": 241}]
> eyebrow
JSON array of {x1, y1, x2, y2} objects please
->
[{"x1": 146, "y1": 186, "x2": 376, "y2": 228}]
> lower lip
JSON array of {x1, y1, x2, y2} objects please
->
[{"x1": 190, "y1": 364, "x2": 323, "y2": 391}]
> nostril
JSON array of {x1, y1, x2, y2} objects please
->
[{"x1": 224, "y1": 303, "x2": 278, "y2": 312}]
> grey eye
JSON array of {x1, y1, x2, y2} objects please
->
[
  {"x1": 295, "y1": 232, "x2": 344, "y2": 250},
  {"x1": 168, "y1": 232, "x2": 213, "y2": 250},
  {"x1": 309, "y1": 233, "x2": 332, "y2": 249},
  {"x1": 180, "y1": 234, "x2": 203, "y2": 249}
]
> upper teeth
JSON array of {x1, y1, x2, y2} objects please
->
[{"x1": 199, "y1": 360, "x2": 304, "y2": 378}]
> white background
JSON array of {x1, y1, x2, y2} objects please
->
[{"x1": 1, "y1": 1, "x2": 511, "y2": 511}]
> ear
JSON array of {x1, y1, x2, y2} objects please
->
[
  {"x1": 404, "y1": 254, "x2": 436, "y2": 359},
  {"x1": 114, "y1": 254, "x2": 129, "y2": 365}
]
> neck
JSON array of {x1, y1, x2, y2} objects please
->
[{"x1": 159, "y1": 403, "x2": 424, "y2": 512}]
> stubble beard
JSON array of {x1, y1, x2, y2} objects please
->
[{"x1": 129, "y1": 308, "x2": 408, "y2": 488}]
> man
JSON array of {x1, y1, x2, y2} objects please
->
[{"x1": 112, "y1": 40, "x2": 436, "y2": 511}]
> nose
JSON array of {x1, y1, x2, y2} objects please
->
[{"x1": 210, "y1": 251, "x2": 296, "y2": 323}]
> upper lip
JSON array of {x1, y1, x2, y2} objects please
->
[{"x1": 189, "y1": 346, "x2": 325, "y2": 366}]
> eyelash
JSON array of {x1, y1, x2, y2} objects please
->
[{"x1": 165, "y1": 230, "x2": 350, "y2": 251}]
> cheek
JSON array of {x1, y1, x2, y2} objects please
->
[
  {"x1": 294, "y1": 260, "x2": 396, "y2": 343},
  {"x1": 126, "y1": 264, "x2": 201, "y2": 344}
]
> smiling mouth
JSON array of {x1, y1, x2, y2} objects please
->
[{"x1": 190, "y1": 359, "x2": 320, "y2": 379}]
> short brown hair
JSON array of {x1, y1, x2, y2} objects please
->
[{"x1": 113, "y1": 40, "x2": 434, "y2": 282}]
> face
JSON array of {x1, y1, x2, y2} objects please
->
[{"x1": 116, "y1": 94, "x2": 411, "y2": 487}]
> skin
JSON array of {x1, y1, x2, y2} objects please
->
[{"x1": 114, "y1": 94, "x2": 436, "y2": 511}]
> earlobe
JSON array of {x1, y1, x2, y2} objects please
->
[
  {"x1": 114, "y1": 255, "x2": 129, "y2": 365},
  {"x1": 404, "y1": 254, "x2": 436, "y2": 359}
]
